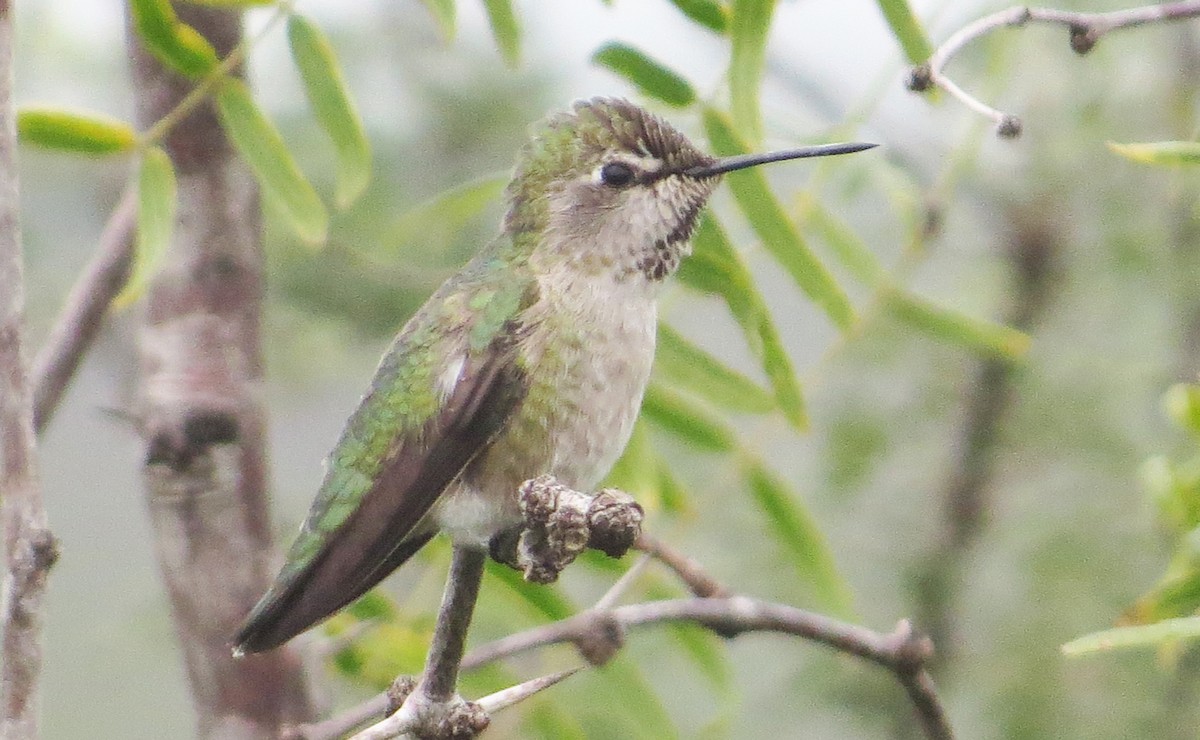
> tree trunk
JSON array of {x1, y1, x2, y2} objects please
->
[{"x1": 126, "y1": 4, "x2": 315, "y2": 736}]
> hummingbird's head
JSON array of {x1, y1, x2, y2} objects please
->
[
  {"x1": 504, "y1": 98, "x2": 875, "y2": 284},
  {"x1": 504, "y1": 98, "x2": 716, "y2": 282}
]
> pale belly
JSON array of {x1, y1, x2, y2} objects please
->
[{"x1": 434, "y1": 295, "x2": 657, "y2": 546}]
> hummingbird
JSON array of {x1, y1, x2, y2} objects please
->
[{"x1": 233, "y1": 98, "x2": 874, "y2": 654}]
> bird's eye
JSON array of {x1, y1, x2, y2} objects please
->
[{"x1": 598, "y1": 162, "x2": 636, "y2": 188}]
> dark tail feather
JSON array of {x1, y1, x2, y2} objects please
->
[{"x1": 233, "y1": 531, "x2": 436, "y2": 655}]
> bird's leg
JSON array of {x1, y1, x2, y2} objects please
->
[{"x1": 381, "y1": 545, "x2": 490, "y2": 739}]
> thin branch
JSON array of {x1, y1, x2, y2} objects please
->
[
  {"x1": 31, "y1": 188, "x2": 137, "y2": 433},
  {"x1": 908, "y1": 1, "x2": 1200, "y2": 136},
  {"x1": 0, "y1": 1, "x2": 58, "y2": 735}
]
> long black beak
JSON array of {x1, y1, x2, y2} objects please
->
[{"x1": 684, "y1": 142, "x2": 878, "y2": 178}]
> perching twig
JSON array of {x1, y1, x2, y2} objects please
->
[
  {"x1": 352, "y1": 547, "x2": 490, "y2": 740},
  {"x1": 908, "y1": 1, "x2": 1200, "y2": 136},
  {"x1": 31, "y1": 187, "x2": 136, "y2": 433},
  {"x1": 0, "y1": 2, "x2": 59, "y2": 736}
]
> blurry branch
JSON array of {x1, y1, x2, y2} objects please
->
[
  {"x1": 31, "y1": 188, "x2": 136, "y2": 433},
  {"x1": 0, "y1": 1, "x2": 59, "y2": 736},
  {"x1": 913, "y1": 207, "x2": 1062, "y2": 668},
  {"x1": 907, "y1": 2, "x2": 1200, "y2": 137},
  {"x1": 294, "y1": 522, "x2": 954, "y2": 740},
  {"x1": 127, "y1": 4, "x2": 315, "y2": 735}
]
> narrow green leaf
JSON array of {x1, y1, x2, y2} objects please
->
[
  {"x1": 215, "y1": 79, "x2": 329, "y2": 245},
  {"x1": 1109, "y1": 140, "x2": 1200, "y2": 166},
  {"x1": 421, "y1": 0, "x2": 457, "y2": 40},
  {"x1": 17, "y1": 107, "x2": 136, "y2": 155},
  {"x1": 703, "y1": 109, "x2": 856, "y2": 331},
  {"x1": 668, "y1": 0, "x2": 728, "y2": 33},
  {"x1": 116, "y1": 147, "x2": 177, "y2": 308},
  {"x1": 744, "y1": 460, "x2": 853, "y2": 617},
  {"x1": 874, "y1": 0, "x2": 934, "y2": 64},
  {"x1": 641, "y1": 383, "x2": 737, "y2": 453},
  {"x1": 482, "y1": 0, "x2": 521, "y2": 66},
  {"x1": 728, "y1": 0, "x2": 774, "y2": 143},
  {"x1": 129, "y1": 0, "x2": 219, "y2": 77},
  {"x1": 655, "y1": 322, "x2": 774, "y2": 414},
  {"x1": 592, "y1": 43, "x2": 696, "y2": 109},
  {"x1": 680, "y1": 214, "x2": 808, "y2": 429},
  {"x1": 1062, "y1": 616, "x2": 1200, "y2": 656},
  {"x1": 799, "y1": 195, "x2": 885, "y2": 286},
  {"x1": 288, "y1": 15, "x2": 372, "y2": 209},
  {"x1": 885, "y1": 291, "x2": 1030, "y2": 359},
  {"x1": 388, "y1": 174, "x2": 507, "y2": 252}
]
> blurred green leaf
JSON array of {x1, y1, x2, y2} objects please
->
[
  {"x1": 593, "y1": 43, "x2": 696, "y2": 108},
  {"x1": 17, "y1": 107, "x2": 136, "y2": 155},
  {"x1": 288, "y1": 14, "x2": 372, "y2": 209},
  {"x1": 874, "y1": 0, "x2": 934, "y2": 64},
  {"x1": 215, "y1": 79, "x2": 329, "y2": 245},
  {"x1": 885, "y1": 291, "x2": 1029, "y2": 359},
  {"x1": 1062, "y1": 616, "x2": 1200, "y2": 656},
  {"x1": 482, "y1": 0, "x2": 522, "y2": 66},
  {"x1": 643, "y1": 582, "x2": 730, "y2": 689},
  {"x1": 129, "y1": 0, "x2": 219, "y2": 77},
  {"x1": 184, "y1": 0, "x2": 275, "y2": 5},
  {"x1": 388, "y1": 174, "x2": 507, "y2": 252},
  {"x1": 588, "y1": 656, "x2": 675, "y2": 739},
  {"x1": 1165, "y1": 383, "x2": 1200, "y2": 438},
  {"x1": 680, "y1": 215, "x2": 807, "y2": 429},
  {"x1": 1109, "y1": 140, "x2": 1200, "y2": 166},
  {"x1": 641, "y1": 383, "x2": 737, "y2": 453},
  {"x1": 799, "y1": 194, "x2": 885, "y2": 286},
  {"x1": 116, "y1": 147, "x2": 176, "y2": 308},
  {"x1": 728, "y1": 0, "x2": 774, "y2": 143},
  {"x1": 606, "y1": 421, "x2": 690, "y2": 515},
  {"x1": 421, "y1": 0, "x2": 457, "y2": 40},
  {"x1": 744, "y1": 460, "x2": 853, "y2": 617},
  {"x1": 522, "y1": 696, "x2": 588, "y2": 739},
  {"x1": 486, "y1": 560, "x2": 574, "y2": 621},
  {"x1": 654, "y1": 323, "x2": 774, "y2": 414},
  {"x1": 346, "y1": 590, "x2": 399, "y2": 621},
  {"x1": 703, "y1": 109, "x2": 856, "y2": 331},
  {"x1": 667, "y1": 0, "x2": 728, "y2": 33},
  {"x1": 328, "y1": 617, "x2": 432, "y2": 690}
]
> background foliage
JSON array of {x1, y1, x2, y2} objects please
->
[{"x1": 14, "y1": 0, "x2": 1200, "y2": 737}]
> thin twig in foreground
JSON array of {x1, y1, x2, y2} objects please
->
[
  {"x1": 909, "y1": 1, "x2": 1200, "y2": 135},
  {"x1": 31, "y1": 188, "x2": 137, "y2": 433}
]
